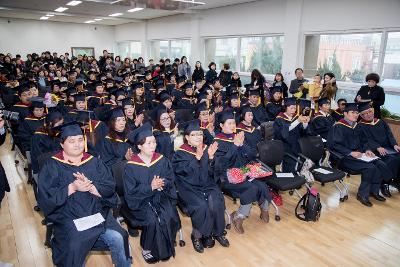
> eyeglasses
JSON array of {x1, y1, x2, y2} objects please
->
[{"x1": 189, "y1": 133, "x2": 203, "y2": 137}]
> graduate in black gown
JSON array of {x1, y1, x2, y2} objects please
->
[
  {"x1": 309, "y1": 97, "x2": 335, "y2": 140},
  {"x1": 172, "y1": 120, "x2": 229, "y2": 253},
  {"x1": 236, "y1": 105, "x2": 263, "y2": 152},
  {"x1": 177, "y1": 82, "x2": 197, "y2": 110},
  {"x1": 331, "y1": 98, "x2": 347, "y2": 122},
  {"x1": 122, "y1": 97, "x2": 144, "y2": 131},
  {"x1": 87, "y1": 81, "x2": 108, "y2": 111},
  {"x1": 265, "y1": 86, "x2": 283, "y2": 121},
  {"x1": 18, "y1": 97, "x2": 46, "y2": 151},
  {"x1": 37, "y1": 122, "x2": 131, "y2": 267},
  {"x1": 273, "y1": 97, "x2": 310, "y2": 172},
  {"x1": 213, "y1": 111, "x2": 271, "y2": 234},
  {"x1": 96, "y1": 107, "x2": 134, "y2": 167},
  {"x1": 153, "y1": 108, "x2": 179, "y2": 160},
  {"x1": 327, "y1": 103, "x2": 388, "y2": 207},
  {"x1": 247, "y1": 88, "x2": 267, "y2": 126},
  {"x1": 195, "y1": 102, "x2": 214, "y2": 146},
  {"x1": 356, "y1": 102, "x2": 400, "y2": 196},
  {"x1": 65, "y1": 93, "x2": 87, "y2": 122},
  {"x1": 0, "y1": 118, "x2": 10, "y2": 206},
  {"x1": 124, "y1": 124, "x2": 180, "y2": 264}
]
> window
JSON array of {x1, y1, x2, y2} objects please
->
[
  {"x1": 382, "y1": 32, "x2": 400, "y2": 86},
  {"x1": 240, "y1": 36, "x2": 284, "y2": 74},
  {"x1": 303, "y1": 33, "x2": 382, "y2": 83},
  {"x1": 150, "y1": 40, "x2": 191, "y2": 62},
  {"x1": 116, "y1": 41, "x2": 141, "y2": 59},
  {"x1": 205, "y1": 38, "x2": 238, "y2": 70}
]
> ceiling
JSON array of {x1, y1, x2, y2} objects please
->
[{"x1": 0, "y1": 0, "x2": 258, "y2": 25}]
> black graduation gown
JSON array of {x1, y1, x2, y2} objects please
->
[
  {"x1": 11, "y1": 102, "x2": 31, "y2": 121},
  {"x1": 250, "y1": 104, "x2": 268, "y2": 126},
  {"x1": 327, "y1": 119, "x2": 385, "y2": 197},
  {"x1": 177, "y1": 96, "x2": 196, "y2": 110},
  {"x1": 87, "y1": 94, "x2": 108, "y2": 111},
  {"x1": 30, "y1": 130, "x2": 61, "y2": 174},
  {"x1": 236, "y1": 122, "x2": 262, "y2": 153},
  {"x1": 213, "y1": 133, "x2": 270, "y2": 205},
  {"x1": 154, "y1": 129, "x2": 175, "y2": 160},
  {"x1": 17, "y1": 115, "x2": 46, "y2": 151},
  {"x1": 200, "y1": 121, "x2": 214, "y2": 146},
  {"x1": 357, "y1": 118, "x2": 400, "y2": 181},
  {"x1": 172, "y1": 144, "x2": 226, "y2": 236},
  {"x1": 123, "y1": 153, "x2": 179, "y2": 260},
  {"x1": 0, "y1": 130, "x2": 9, "y2": 205},
  {"x1": 96, "y1": 133, "x2": 133, "y2": 167},
  {"x1": 265, "y1": 101, "x2": 282, "y2": 121},
  {"x1": 38, "y1": 152, "x2": 130, "y2": 267},
  {"x1": 273, "y1": 112, "x2": 308, "y2": 172},
  {"x1": 309, "y1": 111, "x2": 335, "y2": 140},
  {"x1": 331, "y1": 109, "x2": 344, "y2": 122}
]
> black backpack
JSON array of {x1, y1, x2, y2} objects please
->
[{"x1": 295, "y1": 188, "x2": 322, "y2": 222}]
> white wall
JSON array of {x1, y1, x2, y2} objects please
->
[{"x1": 0, "y1": 18, "x2": 115, "y2": 59}]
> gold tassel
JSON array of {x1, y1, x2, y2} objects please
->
[{"x1": 83, "y1": 127, "x2": 88, "y2": 153}]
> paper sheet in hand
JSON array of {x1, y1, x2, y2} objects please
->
[
  {"x1": 321, "y1": 138, "x2": 327, "y2": 143},
  {"x1": 384, "y1": 148, "x2": 399, "y2": 155},
  {"x1": 359, "y1": 153, "x2": 379, "y2": 162},
  {"x1": 313, "y1": 168, "x2": 332, "y2": 174},
  {"x1": 276, "y1": 173, "x2": 294, "y2": 178},
  {"x1": 73, "y1": 213, "x2": 105, "y2": 232}
]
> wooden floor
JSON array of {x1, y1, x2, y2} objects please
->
[{"x1": 1, "y1": 136, "x2": 400, "y2": 267}]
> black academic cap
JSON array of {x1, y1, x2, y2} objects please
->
[
  {"x1": 183, "y1": 82, "x2": 193, "y2": 90},
  {"x1": 121, "y1": 97, "x2": 134, "y2": 108},
  {"x1": 179, "y1": 119, "x2": 201, "y2": 135},
  {"x1": 344, "y1": 103, "x2": 358, "y2": 112},
  {"x1": 59, "y1": 81, "x2": 68, "y2": 88},
  {"x1": 76, "y1": 110, "x2": 94, "y2": 124},
  {"x1": 53, "y1": 122, "x2": 83, "y2": 139},
  {"x1": 197, "y1": 91, "x2": 208, "y2": 102},
  {"x1": 229, "y1": 91, "x2": 240, "y2": 100},
  {"x1": 114, "y1": 77, "x2": 123, "y2": 83},
  {"x1": 137, "y1": 75, "x2": 145, "y2": 82},
  {"x1": 128, "y1": 122, "x2": 153, "y2": 144},
  {"x1": 195, "y1": 102, "x2": 208, "y2": 114},
  {"x1": 18, "y1": 84, "x2": 30, "y2": 95},
  {"x1": 112, "y1": 88, "x2": 125, "y2": 99},
  {"x1": 284, "y1": 97, "x2": 297, "y2": 107},
  {"x1": 131, "y1": 82, "x2": 143, "y2": 91},
  {"x1": 75, "y1": 80, "x2": 84, "y2": 86},
  {"x1": 194, "y1": 78, "x2": 203, "y2": 84},
  {"x1": 66, "y1": 87, "x2": 77, "y2": 97},
  {"x1": 46, "y1": 110, "x2": 63, "y2": 123},
  {"x1": 249, "y1": 88, "x2": 260, "y2": 96},
  {"x1": 158, "y1": 91, "x2": 172, "y2": 103},
  {"x1": 105, "y1": 78, "x2": 114, "y2": 84},
  {"x1": 74, "y1": 93, "x2": 86, "y2": 102},
  {"x1": 176, "y1": 75, "x2": 186, "y2": 84},
  {"x1": 270, "y1": 86, "x2": 282, "y2": 95},
  {"x1": 30, "y1": 97, "x2": 45, "y2": 108},
  {"x1": 93, "y1": 81, "x2": 103, "y2": 87},
  {"x1": 107, "y1": 107, "x2": 125, "y2": 120},
  {"x1": 298, "y1": 99, "x2": 311, "y2": 109},
  {"x1": 135, "y1": 105, "x2": 146, "y2": 116},
  {"x1": 317, "y1": 97, "x2": 330, "y2": 107},
  {"x1": 219, "y1": 110, "x2": 235, "y2": 123},
  {"x1": 358, "y1": 102, "x2": 372, "y2": 113}
]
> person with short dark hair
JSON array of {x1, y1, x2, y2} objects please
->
[
  {"x1": 289, "y1": 68, "x2": 307, "y2": 98},
  {"x1": 205, "y1": 62, "x2": 217, "y2": 83},
  {"x1": 355, "y1": 73, "x2": 385, "y2": 118},
  {"x1": 218, "y1": 63, "x2": 232, "y2": 87},
  {"x1": 272, "y1": 72, "x2": 288, "y2": 98},
  {"x1": 331, "y1": 98, "x2": 347, "y2": 121},
  {"x1": 309, "y1": 98, "x2": 335, "y2": 140}
]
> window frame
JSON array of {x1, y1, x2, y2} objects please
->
[{"x1": 149, "y1": 38, "x2": 191, "y2": 61}]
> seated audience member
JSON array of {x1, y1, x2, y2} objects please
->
[
  {"x1": 265, "y1": 86, "x2": 283, "y2": 121},
  {"x1": 331, "y1": 98, "x2": 347, "y2": 122},
  {"x1": 153, "y1": 109, "x2": 179, "y2": 160},
  {"x1": 356, "y1": 102, "x2": 400, "y2": 196},
  {"x1": 247, "y1": 88, "x2": 267, "y2": 126},
  {"x1": 213, "y1": 111, "x2": 271, "y2": 234},
  {"x1": 124, "y1": 124, "x2": 180, "y2": 264},
  {"x1": 309, "y1": 97, "x2": 335, "y2": 140},
  {"x1": 273, "y1": 97, "x2": 310, "y2": 172},
  {"x1": 172, "y1": 120, "x2": 229, "y2": 253},
  {"x1": 38, "y1": 122, "x2": 131, "y2": 267},
  {"x1": 327, "y1": 103, "x2": 389, "y2": 207}
]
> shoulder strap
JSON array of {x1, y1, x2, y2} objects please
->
[{"x1": 295, "y1": 192, "x2": 308, "y2": 221}]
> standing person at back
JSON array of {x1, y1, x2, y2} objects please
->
[
  {"x1": 218, "y1": 63, "x2": 232, "y2": 87},
  {"x1": 289, "y1": 68, "x2": 307, "y2": 99},
  {"x1": 355, "y1": 73, "x2": 385, "y2": 119},
  {"x1": 250, "y1": 69, "x2": 266, "y2": 106},
  {"x1": 178, "y1": 56, "x2": 192, "y2": 80}
]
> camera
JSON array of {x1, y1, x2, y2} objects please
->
[
  {"x1": 0, "y1": 100, "x2": 19, "y2": 122},
  {"x1": 302, "y1": 107, "x2": 311, "y2": 117}
]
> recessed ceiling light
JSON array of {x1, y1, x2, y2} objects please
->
[
  {"x1": 84, "y1": 20, "x2": 95, "y2": 23},
  {"x1": 40, "y1": 16, "x2": 49, "y2": 20},
  {"x1": 46, "y1": 14, "x2": 54, "y2": 17},
  {"x1": 172, "y1": 0, "x2": 205, "y2": 4},
  {"x1": 94, "y1": 18, "x2": 103, "y2": 21},
  {"x1": 109, "y1": 13, "x2": 123, "y2": 17},
  {"x1": 127, "y1": 7, "x2": 144, "y2": 12},
  {"x1": 54, "y1": 7, "x2": 68, "y2": 12},
  {"x1": 66, "y1": 1, "x2": 82, "y2": 6}
]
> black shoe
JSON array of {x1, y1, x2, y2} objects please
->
[
  {"x1": 142, "y1": 251, "x2": 158, "y2": 264},
  {"x1": 128, "y1": 227, "x2": 139, "y2": 237},
  {"x1": 202, "y1": 236, "x2": 215, "y2": 248},
  {"x1": 370, "y1": 193, "x2": 386, "y2": 202},
  {"x1": 214, "y1": 235, "x2": 230, "y2": 247},
  {"x1": 357, "y1": 194, "x2": 373, "y2": 207},
  {"x1": 381, "y1": 184, "x2": 392, "y2": 198},
  {"x1": 191, "y1": 235, "x2": 204, "y2": 253}
]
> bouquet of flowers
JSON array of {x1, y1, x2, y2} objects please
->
[{"x1": 227, "y1": 162, "x2": 273, "y2": 184}]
